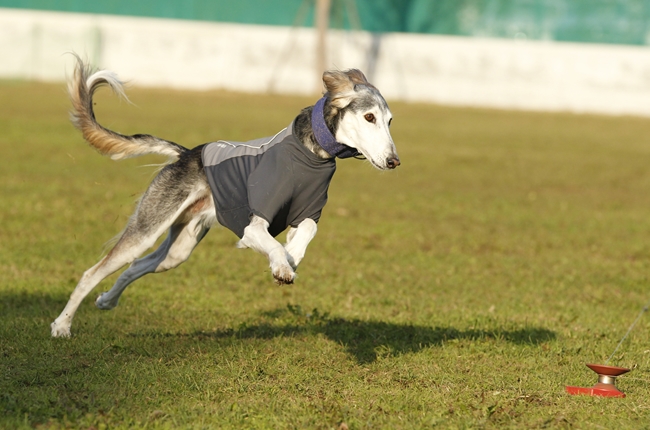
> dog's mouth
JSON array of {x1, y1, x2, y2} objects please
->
[{"x1": 364, "y1": 153, "x2": 401, "y2": 170}]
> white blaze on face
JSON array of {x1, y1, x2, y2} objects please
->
[{"x1": 334, "y1": 89, "x2": 399, "y2": 170}]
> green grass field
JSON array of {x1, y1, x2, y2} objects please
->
[{"x1": 2, "y1": 79, "x2": 650, "y2": 429}]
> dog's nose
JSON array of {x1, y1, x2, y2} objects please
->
[{"x1": 387, "y1": 156, "x2": 401, "y2": 169}]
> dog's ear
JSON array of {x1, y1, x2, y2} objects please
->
[
  {"x1": 344, "y1": 69, "x2": 369, "y2": 85},
  {"x1": 322, "y1": 69, "x2": 371, "y2": 108},
  {"x1": 322, "y1": 70, "x2": 354, "y2": 108}
]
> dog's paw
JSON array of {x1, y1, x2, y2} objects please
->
[
  {"x1": 95, "y1": 293, "x2": 118, "y2": 310},
  {"x1": 272, "y1": 264, "x2": 295, "y2": 285},
  {"x1": 51, "y1": 321, "x2": 71, "y2": 338}
]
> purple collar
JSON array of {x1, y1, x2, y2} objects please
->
[{"x1": 311, "y1": 97, "x2": 359, "y2": 159}]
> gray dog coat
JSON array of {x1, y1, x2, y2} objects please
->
[{"x1": 202, "y1": 121, "x2": 336, "y2": 238}]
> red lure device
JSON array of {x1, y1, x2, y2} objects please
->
[{"x1": 565, "y1": 364, "x2": 630, "y2": 398}]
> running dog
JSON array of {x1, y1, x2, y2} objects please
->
[{"x1": 51, "y1": 56, "x2": 400, "y2": 337}]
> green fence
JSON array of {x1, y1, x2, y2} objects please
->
[{"x1": 2, "y1": 0, "x2": 650, "y2": 45}]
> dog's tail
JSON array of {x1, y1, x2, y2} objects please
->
[{"x1": 68, "y1": 54, "x2": 188, "y2": 161}]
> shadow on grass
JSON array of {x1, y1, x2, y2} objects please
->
[
  {"x1": 0, "y1": 293, "x2": 556, "y2": 365},
  {"x1": 133, "y1": 304, "x2": 556, "y2": 364}
]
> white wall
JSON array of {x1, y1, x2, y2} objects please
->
[{"x1": 2, "y1": 7, "x2": 650, "y2": 116}]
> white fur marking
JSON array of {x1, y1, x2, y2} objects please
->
[
  {"x1": 237, "y1": 215, "x2": 296, "y2": 284},
  {"x1": 335, "y1": 96, "x2": 398, "y2": 170},
  {"x1": 284, "y1": 218, "x2": 318, "y2": 270}
]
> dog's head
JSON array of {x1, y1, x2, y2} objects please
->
[{"x1": 322, "y1": 70, "x2": 400, "y2": 170}]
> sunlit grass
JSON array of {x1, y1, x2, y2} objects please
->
[{"x1": 1, "y1": 80, "x2": 650, "y2": 428}]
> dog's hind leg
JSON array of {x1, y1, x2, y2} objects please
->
[
  {"x1": 51, "y1": 162, "x2": 211, "y2": 337},
  {"x1": 93, "y1": 225, "x2": 180, "y2": 311},
  {"x1": 51, "y1": 223, "x2": 173, "y2": 337},
  {"x1": 95, "y1": 213, "x2": 211, "y2": 310}
]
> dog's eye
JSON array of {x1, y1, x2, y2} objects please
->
[
  {"x1": 364, "y1": 113, "x2": 376, "y2": 123},
  {"x1": 388, "y1": 118, "x2": 392, "y2": 127}
]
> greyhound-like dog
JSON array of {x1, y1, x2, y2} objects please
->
[{"x1": 51, "y1": 56, "x2": 399, "y2": 337}]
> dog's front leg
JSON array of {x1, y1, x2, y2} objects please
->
[
  {"x1": 237, "y1": 215, "x2": 295, "y2": 284},
  {"x1": 284, "y1": 218, "x2": 317, "y2": 270}
]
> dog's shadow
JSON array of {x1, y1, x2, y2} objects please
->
[
  {"x1": 0, "y1": 293, "x2": 556, "y2": 365},
  {"x1": 145, "y1": 305, "x2": 556, "y2": 364}
]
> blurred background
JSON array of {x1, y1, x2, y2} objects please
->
[{"x1": 1, "y1": 0, "x2": 650, "y2": 115}]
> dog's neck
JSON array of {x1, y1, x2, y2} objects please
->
[{"x1": 294, "y1": 98, "x2": 354, "y2": 160}]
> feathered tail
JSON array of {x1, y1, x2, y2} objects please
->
[{"x1": 68, "y1": 54, "x2": 188, "y2": 161}]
